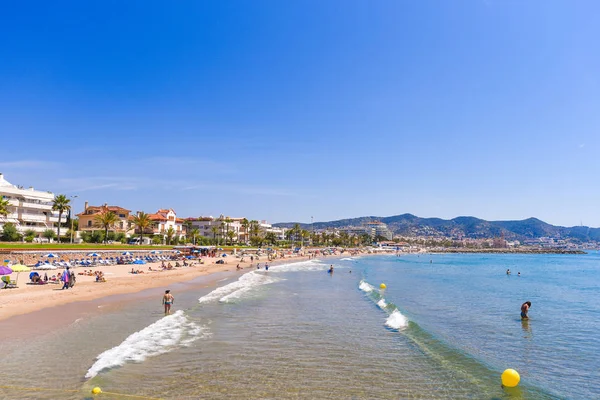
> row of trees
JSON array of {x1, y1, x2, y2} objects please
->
[{"x1": 284, "y1": 224, "x2": 375, "y2": 247}]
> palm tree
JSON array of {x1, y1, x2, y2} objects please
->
[
  {"x1": 165, "y1": 226, "x2": 176, "y2": 245},
  {"x1": 210, "y1": 225, "x2": 219, "y2": 244},
  {"x1": 224, "y1": 218, "x2": 233, "y2": 244},
  {"x1": 190, "y1": 228, "x2": 200, "y2": 245},
  {"x1": 241, "y1": 218, "x2": 249, "y2": 244},
  {"x1": 0, "y1": 197, "x2": 10, "y2": 221},
  {"x1": 94, "y1": 210, "x2": 120, "y2": 244},
  {"x1": 226, "y1": 230, "x2": 236, "y2": 245},
  {"x1": 183, "y1": 220, "x2": 193, "y2": 240},
  {"x1": 52, "y1": 194, "x2": 71, "y2": 241},
  {"x1": 132, "y1": 212, "x2": 152, "y2": 245}
]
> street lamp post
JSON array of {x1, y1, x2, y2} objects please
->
[{"x1": 70, "y1": 195, "x2": 78, "y2": 243}]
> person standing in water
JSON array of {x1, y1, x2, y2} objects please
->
[
  {"x1": 521, "y1": 301, "x2": 531, "y2": 319},
  {"x1": 163, "y1": 290, "x2": 174, "y2": 315}
]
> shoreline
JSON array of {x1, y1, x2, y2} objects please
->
[{"x1": 0, "y1": 252, "x2": 345, "y2": 323}]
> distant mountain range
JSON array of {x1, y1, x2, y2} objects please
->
[{"x1": 274, "y1": 214, "x2": 600, "y2": 242}]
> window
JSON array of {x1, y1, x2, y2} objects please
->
[{"x1": 87, "y1": 220, "x2": 92, "y2": 227}]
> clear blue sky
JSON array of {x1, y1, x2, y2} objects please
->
[{"x1": 2, "y1": 1, "x2": 599, "y2": 227}]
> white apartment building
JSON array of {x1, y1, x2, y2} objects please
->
[
  {"x1": 259, "y1": 220, "x2": 287, "y2": 240},
  {"x1": 0, "y1": 173, "x2": 60, "y2": 237},
  {"x1": 187, "y1": 215, "x2": 246, "y2": 243}
]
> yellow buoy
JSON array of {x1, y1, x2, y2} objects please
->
[
  {"x1": 92, "y1": 387, "x2": 102, "y2": 395},
  {"x1": 501, "y1": 369, "x2": 520, "y2": 387},
  {"x1": 380, "y1": 283, "x2": 386, "y2": 289}
]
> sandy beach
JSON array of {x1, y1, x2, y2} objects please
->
[{"x1": 0, "y1": 252, "x2": 329, "y2": 322}]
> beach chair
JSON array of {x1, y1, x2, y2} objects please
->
[{"x1": 1, "y1": 276, "x2": 17, "y2": 289}]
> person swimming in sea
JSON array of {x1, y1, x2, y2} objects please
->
[
  {"x1": 521, "y1": 301, "x2": 531, "y2": 320},
  {"x1": 518, "y1": 272, "x2": 521, "y2": 277},
  {"x1": 506, "y1": 269, "x2": 511, "y2": 275}
]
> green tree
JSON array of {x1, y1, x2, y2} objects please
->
[
  {"x1": 52, "y1": 194, "x2": 71, "y2": 242},
  {"x1": 94, "y1": 210, "x2": 120, "y2": 244},
  {"x1": 226, "y1": 230, "x2": 236, "y2": 245},
  {"x1": 132, "y1": 212, "x2": 152, "y2": 245},
  {"x1": 0, "y1": 197, "x2": 10, "y2": 220},
  {"x1": 42, "y1": 228, "x2": 56, "y2": 241},
  {"x1": 210, "y1": 226, "x2": 219, "y2": 245},
  {"x1": 152, "y1": 235, "x2": 162, "y2": 245},
  {"x1": 165, "y1": 226, "x2": 176, "y2": 245},
  {"x1": 183, "y1": 220, "x2": 193, "y2": 240},
  {"x1": 2, "y1": 223, "x2": 21, "y2": 241},
  {"x1": 24, "y1": 229, "x2": 36, "y2": 243},
  {"x1": 190, "y1": 228, "x2": 200, "y2": 245},
  {"x1": 264, "y1": 232, "x2": 277, "y2": 245}
]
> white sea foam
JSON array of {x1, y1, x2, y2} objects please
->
[
  {"x1": 377, "y1": 299, "x2": 387, "y2": 309},
  {"x1": 199, "y1": 271, "x2": 280, "y2": 304},
  {"x1": 269, "y1": 260, "x2": 327, "y2": 273},
  {"x1": 85, "y1": 311, "x2": 206, "y2": 379},
  {"x1": 385, "y1": 310, "x2": 409, "y2": 330},
  {"x1": 359, "y1": 280, "x2": 374, "y2": 293},
  {"x1": 340, "y1": 257, "x2": 355, "y2": 261}
]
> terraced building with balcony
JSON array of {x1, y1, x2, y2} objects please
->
[{"x1": 0, "y1": 173, "x2": 60, "y2": 237}]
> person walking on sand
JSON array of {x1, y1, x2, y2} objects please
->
[
  {"x1": 163, "y1": 290, "x2": 174, "y2": 315},
  {"x1": 521, "y1": 301, "x2": 531, "y2": 320},
  {"x1": 61, "y1": 267, "x2": 70, "y2": 290}
]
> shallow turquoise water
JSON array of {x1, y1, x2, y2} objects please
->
[{"x1": 0, "y1": 253, "x2": 597, "y2": 399}]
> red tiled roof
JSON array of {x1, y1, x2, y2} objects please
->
[{"x1": 148, "y1": 213, "x2": 167, "y2": 221}]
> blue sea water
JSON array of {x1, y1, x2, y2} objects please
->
[{"x1": 1, "y1": 253, "x2": 598, "y2": 399}]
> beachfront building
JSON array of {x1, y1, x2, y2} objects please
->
[
  {"x1": 187, "y1": 215, "x2": 246, "y2": 244},
  {"x1": 146, "y1": 209, "x2": 186, "y2": 241},
  {"x1": 0, "y1": 173, "x2": 61, "y2": 238},
  {"x1": 258, "y1": 220, "x2": 287, "y2": 241},
  {"x1": 364, "y1": 221, "x2": 394, "y2": 240},
  {"x1": 77, "y1": 202, "x2": 133, "y2": 234}
]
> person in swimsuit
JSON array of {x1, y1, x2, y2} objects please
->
[
  {"x1": 163, "y1": 290, "x2": 174, "y2": 315},
  {"x1": 521, "y1": 301, "x2": 531, "y2": 319}
]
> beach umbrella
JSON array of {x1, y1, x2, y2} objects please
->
[
  {"x1": 9, "y1": 264, "x2": 30, "y2": 283},
  {"x1": 44, "y1": 253, "x2": 58, "y2": 258},
  {"x1": 175, "y1": 250, "x2": 182, "y2": 254},
  {"x1": 29, "y1": 271, "x2": 40, "y2": 280},
  {"x1": 87, "y1": 253, "x2": 100, "y2": 257},
  {"x1": 150, "y1": 250, "x2": 161, "y2": 254},
  {"x1": 186, "y1": 256, "x2": 194, "y2": 259},
  {"x1": 122, "y1": 252, "x2": 133, "y2": 256},
  {"x1": 133, "y1": 259, "x2": 146, "y2": 265},
  {"x1": 0, "y1": 266, "x2": 12, "y2": 275}
]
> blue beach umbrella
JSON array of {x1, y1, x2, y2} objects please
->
[
  {"x1": 133, "y1": 259, "x2": 146, "y2": 265},
  {"x1": 29, "y1": 271, "x2": 40, "y2": 280},
  {"x1": 122, "y1": 252, "x2": 133, "y2": 256},
  {"x1": 87, "y1": 253, "x2": 100, "y2": 257},
  {"x1": 150, "y1": 250, "x2": 161, "y2": 254},
  {"x1": 44, "y1": 253, "x2": 58, "y2": 258}
]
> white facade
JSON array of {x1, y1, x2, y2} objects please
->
[
  {"x1": 188, "y1": 215, "x2": 246, "y2": 243},
  {"x1": 259, "y1": 220, "x2": 287, "y2": 240},
  {"x1": 0, "y1": 173, "x2": 60, "y2": 236}
]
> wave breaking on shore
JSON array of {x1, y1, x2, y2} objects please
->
[{"x1": 85, "y1": 310, "x2": 207, "y2": 379}]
